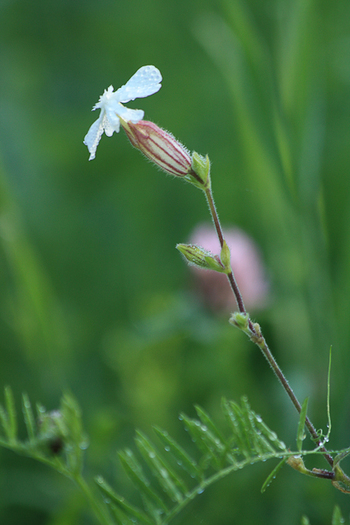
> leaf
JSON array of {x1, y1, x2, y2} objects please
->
[
  {"x1": 222, "y1": 398, "x2": 252, "y2": 459},
  {"x1": 135, "y1": 431, "x2": 186, "y2": 503},
  {"x1": 118, "y1": 448, "x2": 168, "y2": 513},
  {"x1": 179, "y1": 412, "x2": 226, "y2": 470},
  {"x1": 22, "y1": 393, "x2": 36, "y2": 443},
  {"x1": 297, "y1": 398, "x2": 309, "y2": 452},
  {"x1": 261, "y1": 458, "x2": 287, "y2": 493},
  {"x1": 332, "y1": 505, "x2": 345, "y2": 525},
  {"x1": 194, "y1": 405, "x2": 227, "y2": 449},
  {"x1": 153, "y1": 426, "x2": 202, "y2": 482},
  {"x1": 59, "y1": 393, "x2": 86, "y2": 475},
  {"x1": 95, "y1": 476, "x2": 155, "y2": 525},
  {"x1": 333, "y1": 448, "x2": 350, "y2": 468},
  {"x1": 301, "y1": 516, "x2": 311, "y2": 525},
  {"x1": 4, "y1": 386, "x2": 17, "y2": 443},
  {"x1": 326, "y1": 347, "x2": 332, "y2": 441},
  {"x1": 252, "y1": 410, "x2": 287, "y2": 453}
]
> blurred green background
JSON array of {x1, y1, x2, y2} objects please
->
[{"x1": 1, "y1": 0, "x2": 350, "y2": 523}]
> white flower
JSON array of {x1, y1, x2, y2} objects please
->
[{"x1": 83, "y1": 65, "x2": 162, "y2": 160}]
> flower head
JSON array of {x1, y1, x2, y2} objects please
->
[{"x1": 84, "y1": 66, "x2": 162, "y2": 160}]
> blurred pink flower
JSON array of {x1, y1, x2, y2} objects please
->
[{"x1": 189, "y1": 224, "x2": 269, "y2": 312}]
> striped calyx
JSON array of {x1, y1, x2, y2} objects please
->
[{"x1": 121, "y1": 120, "x2": 192, "y2": 177}]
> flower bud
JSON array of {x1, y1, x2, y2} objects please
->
[
  {"x1": 121, "y1": 120, "x2": 192, "y2": 177},
  {"x1": 188, "y1": 223, "x2": 269, "y2": 312},
  {"x1": 176, "y1": 243, "x2": 226, "y2": 273}
]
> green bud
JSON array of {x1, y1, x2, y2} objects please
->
[
  {"x1": 176, "y1": 243, "x2": 226, "y2": 273},
  {"x1": 184, "y1": 152, "x2": 211, "y2": 190},
  {"x1": 229, "y1": 312, "x2": 250, "y2": 333},
  {"x1": 220, "y1": 240, "x2": 231, "y2": 273}
]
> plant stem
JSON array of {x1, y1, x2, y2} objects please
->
[
  {"x1": 255, "y1": 334, "x2": 334, "y2": 467},
  {"x1": 204, "y1": 187, "x2": 250, "y2": 320},
  {"x1": 204, "y1": 184, "x2": 334, "y2": 468}
]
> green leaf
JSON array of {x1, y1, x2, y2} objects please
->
[
  {"x1": 22, "y1": 393, "x2": 36, "y2": 443},
  {"x1": 0, "y1": 403, "x2": 9, "y2": 440},
  {"x1": 333, "y1": 448, "x2": 350, "y2": 468},
  {"x1": 222, "y1": 399, "x2": 252, "y2": 459},
  {"x1": 118, "y1": 449, "x2": 168, "y2": 513},
  {"x1": 261, "y1": 458, "x2": 287, "y2": 493},
  {"x1": 135, "y1": 431, "x2": 186, "y2": 503},
  {"x1": 4, "y1": 386, "x2": 17, "y2": 443},
  {"x1": 332, "y1": 505, "x2": 345, "y2": 525},
  {"x1": 301, "y1": 516, "x2": 311, "y2": 525},
  {"x1": 194, "y1": 405, "x2": 227, "y2": 448},
  {"x1": 252, "y1": 410, "x2": 287, "y2": 452},
  {"x1": 153, "y1": 426, "x2": 202, "y2": 482},
  {"x1": 60, "y1": 393, "x2": 87, "y2": 475},
  {"x1": 326, "y1": 346, "x2": 332, "y2": 442},
  {"x1": 179, "y1": 412, "x2": 226, "y2": 470},
  {"x1": 297, "y1": 398, "x2": 309, "y2": 452},
  {"x1": 95, "y1": 476, "x2": 155, "y2": 525}
]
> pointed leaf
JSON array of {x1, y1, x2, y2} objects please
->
[
  {"x1": 118, "y1": 449, "x2": 168, "y2": 513},
  {"x1": 22, "y1": 393, "x2": 36, "y2": 443},
  {"x1": 332, "y1": 505, "x2": 345, "y2": 525},
  {"x1": 4, "y1": 386, "x2": 17, "y2": 443},
  {"x1": 261, "y1": 458, "x2": 287, "y2": 493},
  {"x1": 95, "y1": 476, "x2": 155, "y2": 525},
  {"x1": 301, "y1": 516, "x2": 311, "y2": 525},
  {"x1": 222, "y1": 399, "x2": 251, "y2": 459},
  {"x1": 252, "y1": 411, "x2": 287, "y2": 452},
  {"x1": 297, "y1": 398, "x2": 309, "y2": 452},
  {"x1": 194, "y1": 405, "x2": 235, "y2": 464},
  {"x1": 333, "y1": 448, "x2": 350, "y2": 468},
  {"x1": 326, "y1": 347, "x2": 332, "y2": 441},
  {"x1": 153, "y1": 426, "x2": 202, "y2": 482},
  {"x1": 195, "y1": 405, "x2": 227, "y2": 447},
  {"x1": 0, "y1": 403, "x2": 10, "y2": 440},
  {"x1": 60, "y1": 393, "x2": 87, "y2": 475},
  {"x1": 135, "y1": 431, "x2": 185, "y2": 503},
  {"x1": 180, "y1": 413, "x2": 225, "y2": 469},
  {"x1": 240, "y1": 397, "x2": 265, "y2": 456}
]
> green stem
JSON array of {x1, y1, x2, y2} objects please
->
[
  {"x1": 254, "y1": 330, "x2": 334, "y2": 468},
  {"x1": 204, "y1": 183, "x2": 335, "y2": 469},
  {"x1": 204, "y1": 186, "x2": 249, "y2": 319}
]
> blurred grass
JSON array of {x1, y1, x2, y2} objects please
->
[{"x1": 1, "y1": 0, "x2": 350, "y2": 523}]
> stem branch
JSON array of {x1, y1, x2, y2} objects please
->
[{"x1": 204, "y1": 183, "x2": 334, "y2": 468}]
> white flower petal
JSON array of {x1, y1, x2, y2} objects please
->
[
  {"x1": 84, "y1": 66, "x2": 162, "y2": 160},
  {"x1": 116, "y1": 65, "x2": 162, "y2": 103},
  {"x1": 83, "y1": 114, "x2": 106, "y2": 161},
  {"x1": 116, "y1": 105, "x2": 144, "y2": 123},
  {"x1": 105, "y1": 106, "x2": 121, "y2": 134}
]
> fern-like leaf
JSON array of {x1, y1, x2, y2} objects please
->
[{"x1": 97, "y1": 396, "x2": 289, "y2": 525}]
